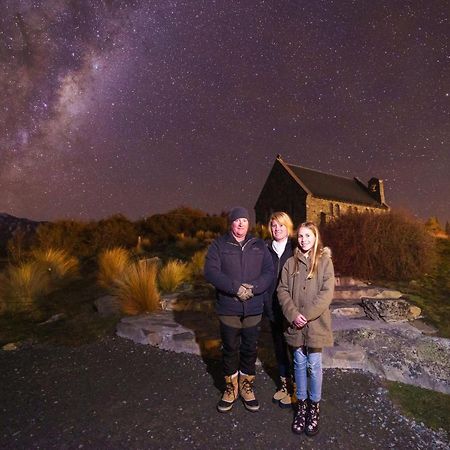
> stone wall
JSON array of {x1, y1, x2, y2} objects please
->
[{"x1": 307, "y1": 197, "x2": 386, "y2": 226}]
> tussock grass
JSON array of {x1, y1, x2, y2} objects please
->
[
  {"x1": 158, "y1": 259, "x2": 190, "y2": 293},
  {"x1": 189, "y1": 249, "x2": 206, "y2": 279},
  {"x1": 97, "y1": 247, "x2": 130, "y2": 289},
  {"x1": 32, "y1": 248, "x2": 79, "y2": 283},
  {"x1": 0, "y1": 262, "x2": 50, "y2": 313},
  {"x1": 115, "y1": 260, "x2": 160, "y2": 315}
]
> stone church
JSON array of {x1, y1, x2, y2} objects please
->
[{"x1": 255, "y1": 155, "x2": 389, "y2": 226}]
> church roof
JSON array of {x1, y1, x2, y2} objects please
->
[{"x1": 282, "y1": 160, "x2": 384, "y2": 207}]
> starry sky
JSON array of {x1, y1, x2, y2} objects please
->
[{"x1": 1, "y1": 0, "x2": 448, "y2": 225}]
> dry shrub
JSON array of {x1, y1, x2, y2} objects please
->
[
  {"x1": 158, "y1": 259, "x2": 190, "y2": 293},
  {"x1": 322, "y1": 211, "x2": 437, "y2": 281},
  {"x1": 0, "y1": 262, "x2": 50, "y2": 313},
  {"x1": 115, "y1": 260, "x2": 160, "y2": 315},
  {"x1": 32, "y1": 248, "x2": 79, "y2": 283},
  {"x1": 98, "y1": 247, "x2": 131, "y2": 289},
  {"x1": 189, "y1": 250, "x2": 207, "y2": 279}
]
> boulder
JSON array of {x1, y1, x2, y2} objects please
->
[{"x1": 361, "y1": 298, "x2": 421, "y2": 322}]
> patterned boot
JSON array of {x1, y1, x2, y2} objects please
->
[
  {"x1": 291, "y1": 399, "x2": 307, "y2": 434},
  {"x1": 217, "y1": 372, "x2": 238, "y2": 413},
  {"x1": 305, "y1": 400, "x2": 320, "y2": 436}
]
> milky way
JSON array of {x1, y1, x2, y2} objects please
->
[{"x1": 0, "y1": 0, "x2": 448, "y2": 225}]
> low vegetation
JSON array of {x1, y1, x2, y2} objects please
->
[
  {"x1": 114, "y1": 259, "x2": 160, "y2": 315},
  {"x1": 158, "y1": 259, "x2": 190, "y2": 293},
  {"x1": 0, "y1": 262, "x2": 50, "y2": 314},
  {"x1": 97, "y1": 247, "x2": 131, "y2": 290},
  {"x1": 387, "y1": 381, "x2": 450, "y2": 438},
  {"x1": 322, "y1": 211, "x2": 437, "y2": 281}
]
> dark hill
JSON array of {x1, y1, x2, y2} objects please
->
[{"x1": 0, "y1": 213, "x2": 43, "y2": 255}]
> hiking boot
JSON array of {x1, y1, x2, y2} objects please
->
[
  {"x1": 217, "y1": 372, "x2": 238, "y2": 413},
  {"x1": 292, "y1": 399, "x2": 307, "y2": 434},
  {"x1": 305, "y1": 400, "x2": 320, "y2": 436},
  {"x1": 272, "y1": 376, "x2": 289, "y2": 404},
  {"x1": 279, "y1": 380, "x2": 297, "y2": 409},
  {"x1": 239, "y1": 373, "x2": 259, "y2": 412}
]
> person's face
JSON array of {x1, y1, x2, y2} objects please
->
[
  {"x1": 271, "y1": 219, "x2": 288, "y2": 242},
  {"x1": 298, "y1": 226, "x2": 316, "y2": 253},
  {"x1": 231, "y1": 218, "x2": 249, "y2": 241}
]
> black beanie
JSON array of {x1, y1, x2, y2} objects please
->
[{"x1": 228, "y1": 206, "x2": 250, "y2": 223}]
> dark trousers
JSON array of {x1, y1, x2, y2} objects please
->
[
  {"x1": 270, "y1": 319, "x2": 291, "y2": 378},
  {"x1": 220, "y1": 320, "x2": 261, "y2": 376}
]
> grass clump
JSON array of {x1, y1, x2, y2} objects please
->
[
  {"x1": 158, "y1": 259, "x2": 190, "y2": 293},
  {"x1": 115, "y1": 260, "x2": 160, "y2": 315},
  {"x1": 0, "y1": 262, "x2": 50, "y2": 314},
  {"x1": 97, "y1": 247, "x2": 131, "y2": 289},
  {"x1": 32, "y1": 248, "x2": 79, "y2": 283},
  {"x1": 387, "y1": 381, "x2": 450, "y2": 438},
  {"x1": 189, "y1": 250, "x2": 206, "y2": 279}
]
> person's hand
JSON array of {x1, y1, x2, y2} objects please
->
[
  {"x1": 293, "y1": 314, "x2": 307, "y2": 328},
  {"x1": 237, "y1": 284, "x2": 254, "y2": 301}
]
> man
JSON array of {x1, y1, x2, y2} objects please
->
[{"x1": 204, "y1": 206, "x2": 273, "y2": 413}]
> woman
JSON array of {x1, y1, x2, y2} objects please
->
[
  {"x1": 265, "y1": 211, "x2": 295, "y2": 408},
  {"x1": 277, "y1": 222, "x2": 335, "y2": 436}
]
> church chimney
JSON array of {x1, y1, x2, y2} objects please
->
[{"x1": 368, "y1": 178, "x2": 386, "y2": 204}]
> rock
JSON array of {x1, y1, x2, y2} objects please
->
[
  {"x1": 335, "y1": 277, "x2": 368, "y2": 287},
  {"x1": 361, "y1": 298, "x2": 420, "y2": 323},
  {"x1": 373, "y1": 290, "x2": 404, "y2": 300},
  {"x1": 408, "y1": 306, "x2": 422, "y2": 321},
  {"x1": 38, "y1": 313, "x2": 66, "y2": 325},
  {"x1": 94, "y1": 295, "x2": 122, "y2": 317},
  {"x1": 332, "y1": 306, "x2": 366, "y2": 318},
  {"x1": 2, "y1": 343, "x2": 18, "y2": 351}
]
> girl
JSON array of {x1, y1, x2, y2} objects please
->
[{"x1": 277, "y1": 222, "x2": 335, "y2": 436}]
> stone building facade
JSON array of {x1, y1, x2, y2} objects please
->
[{"x1": 255, "y1": 155, "x2": 389, "y2": 226}]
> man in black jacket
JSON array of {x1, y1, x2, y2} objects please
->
[{"x1": 204, "y1": 206, "x2": 273, "y2": 413}]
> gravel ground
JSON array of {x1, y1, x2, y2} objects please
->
[{"x1": 1, "y1": 336, "x2": 448, "y2": 450}]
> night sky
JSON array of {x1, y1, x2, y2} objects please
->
[{"x1": 1, "y1": 1, "x2": 448, "y2": 225}]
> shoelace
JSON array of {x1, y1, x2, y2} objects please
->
[
  {"x1": 225, "y1": 382, "x2": 235, "y2": 396},
  {"x1": 241, "y1": 379, "x2": 254, "y2": 394}
]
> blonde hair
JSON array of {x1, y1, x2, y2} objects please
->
[
  {"x1": 295, "y1": 221, "x2": 323, "y2": 279},
  {"x1": 268, "y1": 212, "x2": 294, "y2": 239}
]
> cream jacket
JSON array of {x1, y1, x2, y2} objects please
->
[{"x1": 277, "y1": 247, "x2": 335, "y2": 348}]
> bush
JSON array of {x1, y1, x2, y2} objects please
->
[
  {"x1": 321, "y1": 211, "x2": 437, "y2": 281},
  {"x1": 158, "y1": 259, "x2": 191, "y2": 293},
  {"x1": 32, "y1": 248, "x2": 79, "y2": 284},
  {"x1": 114, "y1": 260, "x2": 160, "y2": 315},
  {"x1": 98, "y1": 248, "x2": 131, "y2": 290},
  {"x1": 0, "y1": 262, "x2": 50, "y2": 313},
  {"x1": 34, "y1": 220, "x2": 91, "y2": 258}
]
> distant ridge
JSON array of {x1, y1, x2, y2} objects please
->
[{"x1": 0, "y1": 213, "x2": 44, "y2": 254}]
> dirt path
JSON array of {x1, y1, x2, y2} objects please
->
[{"x1": 1, "y1": 337, "x2": 448, "y2": 449}]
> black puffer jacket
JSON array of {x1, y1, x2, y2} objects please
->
[
  {"x1": 264, "y1": 239, "x2": 295, "y2": 321},
  {"x1": 204, "y1": 233, "x2": 273, "y2": 316}
]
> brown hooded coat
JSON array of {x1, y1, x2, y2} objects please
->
[{"x1": 276, "y1": 247, "x2": 335, "y2": 348}]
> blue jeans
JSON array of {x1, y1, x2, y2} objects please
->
[{"x1": 293, "y1": 347, "x2": 323, "y2": 402}]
